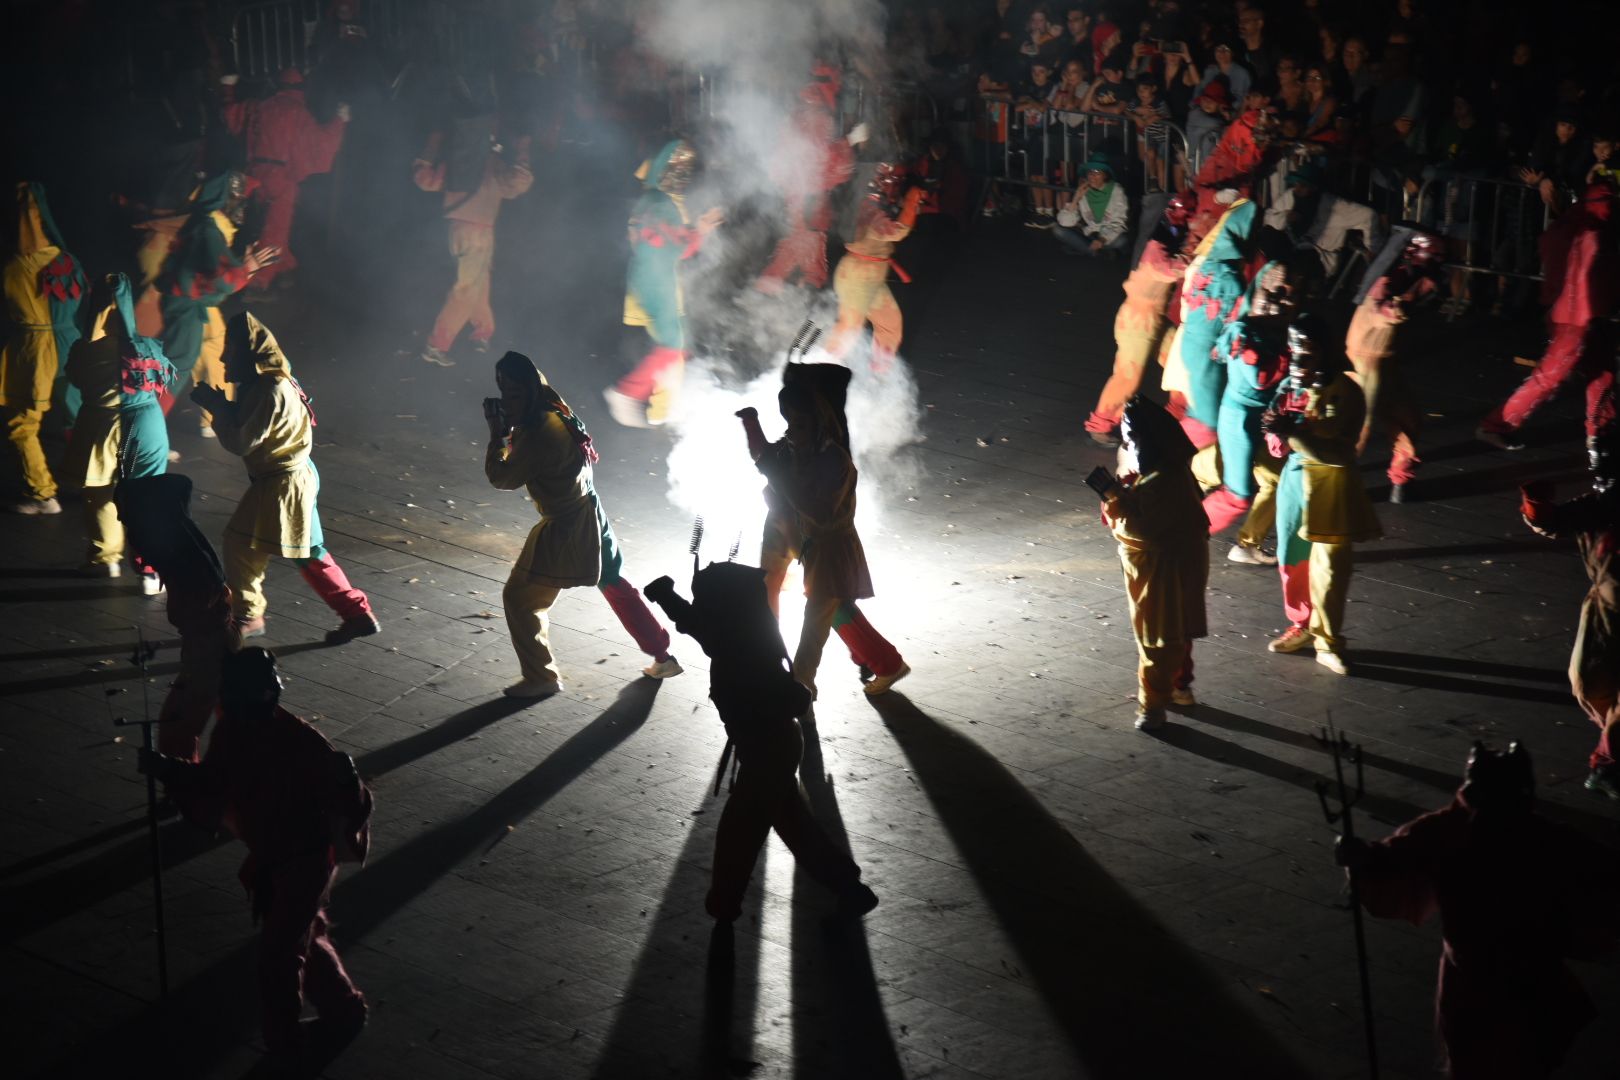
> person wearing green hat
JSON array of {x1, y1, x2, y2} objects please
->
[{"x1": 1053, "y1": 153, "x2": 1129, "y2": 257}]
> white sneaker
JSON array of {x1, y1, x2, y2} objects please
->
[
  {"x1": 602, "y1": 387, "x2": 650, "y2": 428},
  {"x1": 167, "y1": 450, "x2": 182, "y2": 463},
  {"x1": 1269, "y1": 626, "x2": 1313, "y2": 654},
  {"x1": 862, "y1": 663, "x2": 911, "y2": 696},
  {"x1": 422, "y1": 346, "x2": 456, "y2": 368},
  {"x1": 642, "y1": 656, "x2": 683, "y2": 679},
  {"x1": 1227, "y1": 543, "x2": 1278, "y2": 566},
  {"x1": 1315, "y1": 651, "x2": 1350, "y2": 676},
  {"x1": 198, "y1": 423, "x2": 216, "y2": 439},
  {"x1": 1171, "y1": 688, "x2": 1196, "y2": 707},
  {"x1": 503, "y1": 678, "x2": 562, "y2": 699},
  {"x1": 1134, "y1": 708, "x2": 1167, "y2": 731},
  {"x1": 140, "y1": 573, "x2": 165, "y2": 596}
]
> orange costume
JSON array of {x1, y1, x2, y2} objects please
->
[{"x1": 828, "y1": 169, "x2": 921, "y2": 370}]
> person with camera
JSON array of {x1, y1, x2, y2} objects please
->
[
  {"x1": 194, "y1": 312, "x2": 378, "y2": 646},
  {"x1": 1093, "y1": 395, "x2": 1209, "y2": 732},
  {"x1": 485, "y1": 351, "x2": 680, "y2": 698},
  {"x1": 139, "y1": 647, "x2": 372, "y2": 1067},
  {"x1": 643, "y1": 562, "x2": 878, "y2": 924},
  {"x1": 1262, "y1": 313, "x2": 1381, "y2": 676}
]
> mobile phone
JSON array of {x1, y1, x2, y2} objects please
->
[
  {"x1": 1085, "y1": 466, "x2": 1117, "y2": 497},
  {"x1": 1164, "y1": 41, "x2": 1186, "y2": 55}
]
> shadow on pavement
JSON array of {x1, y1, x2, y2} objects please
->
[
  {"x1": 27, "y1": 679, "x2": 662, "y2": 1079},
  {"x1": 1349, "y1": 649, "x2": 1567, "y2": 684},
  {"x1": 1349, "y1": 663, "x2": 1571, "y2": 706},
  {"x1": 869, "y1": 692, "x2": 1311, "y2": 1078},
  {"x1": 1354, "y1": 539, "x2": 1548, "y2": 564}
]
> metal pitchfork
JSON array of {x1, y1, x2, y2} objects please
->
[{"x1": 1314, "y1": 715, "x2": 1377, "y2": 1079}]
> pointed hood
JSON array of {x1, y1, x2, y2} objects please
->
[{"x1": 227, "y1": 311, "x2": 293, "y2": 377}]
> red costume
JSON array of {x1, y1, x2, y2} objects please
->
[
  {"x1": 756, "y1": 64, "x2": 855, "y2": 293},
  {"x1": 223, "y1": 71, "x2": 348, "y2": 289},
  {"x1": 1481, "y1": 182, "x2": 1619, "y2": 444},
  {"x1": 1348, "y1": 747, "x2": 1618, "y2": 1079},
  {"x1": 1189, "y1": 110, "x2": 1272, "y2": 238},
  {"x1": 157, "y1": 651, "x2": 371, "y2": 1060}
]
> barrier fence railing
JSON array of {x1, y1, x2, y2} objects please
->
[
  {"x1": 974, "y1": 94, "x2": 1195, "y2": 198},
  {"x1": 230, "y1": 0, "x2": 322, "y2": 80},
  {"x1": 1412, "y1": 173, "x2": 1553, "y2": 282}
]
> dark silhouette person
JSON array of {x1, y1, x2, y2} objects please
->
[
  {"x1": 1337, "y1": 742, "x2": 1620, "y2": 1079},
  {"x1": 139, "y1": 647, "x2": 372, "y2": 1068},
  {"x1": 645, "y1": 562, "x2": 879, "y2": 923}
]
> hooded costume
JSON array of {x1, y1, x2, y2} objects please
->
[
  {"x1": 1480, "y1": 182, "x2": 1619, "y2": 445},
  {"x1": 755, "y1": 64, "x2": 857, "y2": 293},
  {"x1": 212, "y1": 313, "x2": 374, "y2": 636},
  {"x1": 2, "y1": 183, "x2": 87, "y2": 504},
  {"x1": 116, "y1": 473, "x2": 235, "y2": 760},
  {"x1": 486, "y1": 352, "x2": 674, "y2": 691},
  {"x1": 413, "y1": 108, "x2": 533, "y2": 358},
  {"x1": 1100, "y1": 396, "x2": 1210, "y2": 724},
  {"x1": 608, "y1": 140, "x2": 710, "y2": 424},
  {"x1": 158, "y1": 174, "x2": 256, "y2": 426},
  {"x1": 149, "y1": 648, "x2": 371, "y2": 1056},
  {"x1": 741, "y1": 362, "x2": 908, "y2": 697},
  {"x1": 1085, "y1": 196, "x2": 1191, "y2": 441},
  {"x1": 1265, "y1": 317, "x2": 1382, "y2": 663},
  {"x1": 827, "y1": 164, "x2": 923, "y2": 371},
  {"x1": 1344, "y1": 744, "x2": 1619, "y2": 1079},
  {"x1": 1521, "y1": 467, "x2": 1620, "y2": 794},
  {"x1": 64, "y1": 273, "x2": 176, "y2": 571},
  {"x1": 1167, "y1": 198, "x2": 1257, "y2": 445},
  {"x1": 645, "y1": 562, "x2": 871, "y2": 922},
  {"x1": 222, "y1": 69, "x2": 350, "y2": 288},
  {"x1": 1345, "y1": 233, "x2": 1441, "y2": 492}
]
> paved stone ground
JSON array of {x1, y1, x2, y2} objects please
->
[{"x1": 4, "y1": 217, "x2": 1618, "y2": 1080}]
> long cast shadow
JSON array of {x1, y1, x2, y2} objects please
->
[
  {"x1": 791, "y1": 708, "x2": 905, "y2": 1080},
  {"x1": 29, "y1": 680, "x2": 661, "y2": 1079},
  {"x1": 1354, "y1": 538, "x2": 1549, "y2": 564},
  {"x1": 1348, "y1": 649, "x2": 1567, "y2": 685},
  {"x1": 0, "y1": 638, "x2": 182, "y2": 663},
  {"x1": 2, "y1": 687, "x2": 570, "y2": 942},
  {"x1": 0, "y1": 639, "x2": 325, "y2": 697},
  {"x1": 1348, "y1": 663, "x2": 1571, "y2": 706},
  {"x1": 869, "y1": 693, "x2": 1311, "y2": 1078},
  {"x1": 592, "y1": 778, "x2": 765, "y2": 1079}
]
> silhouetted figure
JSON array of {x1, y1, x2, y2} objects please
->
[
  {"x1": 139, "y1": 648, "x2": 372, "y2": 1067},
  {"x1": 1521, "y1": 437, "x2": 1620, "y2": 799},
  {"x1": 116, "y1": 473, "x2": 235, "y2": 761},
  {"x1": 1337, "y1": 742, "x2": 1620, "y2": 1079},
  {"x1": 645, "y1": 562, "x2": 878, "y2": 923},
  {"x1": 1095, "y1": 396, "x2": 1209, "y2": 731}
]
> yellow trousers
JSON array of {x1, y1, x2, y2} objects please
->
[
  {"x1": 1305, "y1": 542, "x2": 1353, "y2": 651},
  {"x1": 794, "y1": 596, "x2": 841, "y2": 693},
  {"x1": 1237, "y1": 453, "x2": 1283, "y2": 549},
  {"x1": 5, "y1": 406, "x2": 55, "y2": 500},
  {"x1": 1137, "y1": 639, "x2": 1192, "y2": 710},
  {"x1": 503, "y1": 572, "x2": 563, "y2": 683},
  {"x1": 84, "y1": 484, "x2": 124, "y2": 565},
  {"x1": 193, "y1": 308, "x2": 229, "y2": 425}
]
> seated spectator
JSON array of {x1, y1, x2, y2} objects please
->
[
  {"x1": 1197, "y1": 41, "x2": 1252, "y2": 106},
  {"x1": 1054, "y1": 153, "x2": 1130, "y2": 258}
]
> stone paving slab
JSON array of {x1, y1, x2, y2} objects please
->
[{"x1": 4, "y1": 218, "x2": 1618, "y2": 1080}]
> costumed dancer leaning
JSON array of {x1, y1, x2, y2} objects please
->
[
  {"x1": 1345, "y1": 231, "x2": 1442, "y2": 503},
  {"x1": 1336, "y1": 742, "x2": 1620, "y2": 1080},
  {"x1": 1478, "y1": 179, "x2": 1618, "y2": 453},
  {"x1": 117, "y1": 473, "x2": 236, "y2": 761},
  {"x1": 644, "y1": 563, "x2": 880, "y2": 923},
  {"x1": 221, "y1": 69, "x2": 351, "y2": 294},
  {"x1": 485, "y1": 351, "x2": 682, "y2": 698},
  {"x1": 755, "y1": 62, "x2": 864, "y2": 294},
  {"x1": 2, "y1": 182, "x2": 87, "y2": 513},
  {"x1": 1520, "y1": 436, "x2": 1620, "y2": 800},
  {"x1": 194, "y1": 312, "x2": 378, "y2": 645},
  {"x1": 1084, "y1": 193, "x2": 1193, "y2": 447},
  {"x1": 1166, "y1": 196, "x2": 1257, "y2": 455},
  {"x1": 1261, "y1": 312, "x2": 1381, "y2": 676},
  {"x1": 1094, "y1": 396, "x2": 1210, "y2": 732},
  {"x1": 826, "y1": 163, "x2": 923, "y2": 373},
  {"x1": 737, "y1": 363, "x2": 910, "y2": 700},
  {"x1": 1204, "y1": 240, "x2": 1300, "y2": 561},
  {"x1": 603, "y1": 140, "x2": 723, "y2": 428},
  {"x1": 413, "y1": 112, "x2": 532, "y2": 367},
  {"x1": 158, "y1": 173, "x2": 281, "y2": 435},
  {"x1": 64, "y1": 273, "x2": 175, "y2": 591},
  {"x1": 139, "y1": 648, "x2": 373, "y2": 1065}
]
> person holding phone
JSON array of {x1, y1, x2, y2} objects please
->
[
  {"x1": 1096, "y1": 395, "x2": 1210, "y2": 731},
  {"x1": 485, "y1": 351, "x2": 680, "y2": 698}
]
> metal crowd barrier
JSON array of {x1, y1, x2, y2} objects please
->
[
  {"x1": 975, "y1": 94, "x2": 1194, "y2": 197},
  {"x1": 230, "y1": 0, "x2": 322, "y2": 79},
  {"x1": 1412, "y1": 173, "x2": 1553, "y2": 282}
]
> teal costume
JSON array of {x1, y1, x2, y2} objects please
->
[
  {"x1": 29, "y1": 183, "x2": 89, "y2": 424},
  {"x1": 1213, "y1": 261, "x2": 1289, "y2": 499},
  {"x1": 1180, "y1": 200, "x2": 1257, "y2": 434},
  {"x1": 109, "y1": 274, "x2": 176, "y2": 478},
  {"x1": 623, "y1": 141, "x2": 698, "y2": 350},
  {"x1": 159, "y1": 175, "x2": 250, "y2": 389}
]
